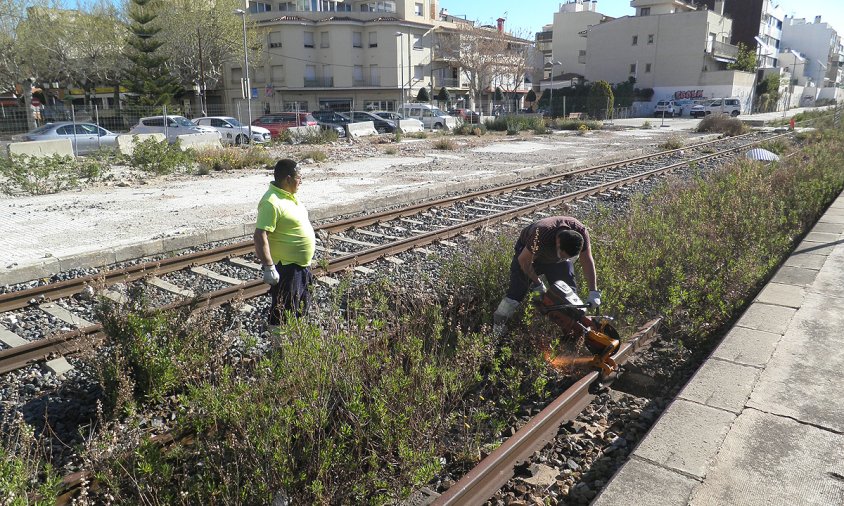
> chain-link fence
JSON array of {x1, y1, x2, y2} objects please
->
[{"x1": 0, "y1": 102, "x2": 270, "y2": 139}]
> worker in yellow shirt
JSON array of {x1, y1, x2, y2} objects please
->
[{"x1": 253, "y1": 159, "x2": 316, "y2": 330}]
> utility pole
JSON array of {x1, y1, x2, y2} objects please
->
[{"x1": 197, "y1": 27, "x2": 207, "y2": 117}]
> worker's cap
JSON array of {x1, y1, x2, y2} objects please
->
[{"x1": 557, "y1": 230, "x2": 583, "y2": 257}]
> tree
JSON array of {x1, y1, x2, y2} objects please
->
[
  {"x1": 436, "y1": 86, "x2": 450, "y2": 108},
  {"x1": 525, "y1": 89, "x2": 537, "y2": 106},
  {"x1": 123, "y1": 0, "x2": 181, "y2": 107},
  {"x1": 728, "y1": 43, "x2": 757, "y2": 73},
  {"x1": 416, "y1": 86, "x2": 430, "y2": 102},
  {"x1": 494, "y1": 86, "x2": 504, "y2": 102},
  {"x1": 755, "y1": 74, "x2": 782, "y2": 112},
  {"x1": 587, "y1": 80, "x2": 614, "y2": 119},
  {"x1": 154, "y1": 0, "x2": 256, "y2": 98},
  {"x1": 436, "y1": 23, "x2": 509, "y2": 112}
]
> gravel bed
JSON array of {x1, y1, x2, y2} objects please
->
[
  {"x1": 2, "y1": 309, "x2": 68, "y2": 341},
  {"x1": 160, "y1": 268, "x2": 233, "y2": 295}
]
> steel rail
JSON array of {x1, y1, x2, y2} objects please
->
[
  {"x1": 432, "y1": 318, "x2": 663, "y2": 506},
  {"x1": 0, "y1": 133, "x2": 785, "y2": 374},
  {"x1": 0, "y1": 132, "x2": 761, "y2": 314}
]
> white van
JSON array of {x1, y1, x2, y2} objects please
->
[
  {"x1": 397, "y1": 104, "x2": 457, "y2": 130},
  {"x1": 689, "y1": 98, "x2": 742, "y2": 118},
  {"x1": 129, "y1": 115, "x2": 221, "y2": 143}
]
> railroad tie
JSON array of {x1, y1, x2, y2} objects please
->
[
  {"x1": 330, "y1": 234, "x2": 379, "y2": 248},
  {"x1": 384, "y1": 256, "x2": 405, "y2": 265},
  {"x1": 190, "y1": 266, "x2": 244, "y2": 286},
  {"x1": 146, "y1": 277, "x2": 196, "y2": 298},
  {"x1": 353, "y1": 229, "x2": 403, "y2": 241},
  {"x1": 38, "y1": 303, "x2": 92, "y2": 376},
  {"x1": 228, "y1": 257, "x2": 262, "y2": 271}
]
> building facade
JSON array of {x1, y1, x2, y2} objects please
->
[
  {"x1": 780, "y1": 15, "x2": 844, "y2": 102},
  {"x1": 583, "y1": 0, "x2": 754, "y2": 110}
]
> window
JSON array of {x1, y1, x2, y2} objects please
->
[
  {"x1": 253, "y1": 65, "x2": 266, "y2": 83},
  {"x1": 369, "y1": 31, "x2": 377, "y2": 48},
  {"x1": 304, "y1": 31, "x2": 314, "y2": 48},
  {"x1": 645, "y1": 63, "x2": 652, "y2": 73},
  {"x1": 231, "y1": 67, "x2": 243, "y2": 84},
  {"x1": 630, "y1": 63, "x2": 637, "y2": 74},
  {"x1": 271, "y1": 65, "x2": 285, "y2": 83},
  {"x1": 361, "y1": 1, "x2": 396, "y2": 12},
  {"x1": 249, "y1": 1, "x2": 271, "y2": 13},
  {"x1": 414, "y1": 65, "x2": 424, "y2": 80},
  {"x1": 353, "y1": 65, "x2": 364, "y2": 83},
  {"x1": 640, "y1": 7, "x2": 650, "y2": 15},
  {"x1": 648, "y1": 34, "x2": 654, "y2": 44},
  {"x1": 283, "y1": 101, "x2": 308, "y2": 112},
  {"x1": 268, "y1": 31, "x2": 282, "y2": 48},
  {"x1": 353, "y1": 31, "x2": 362, "y2": 48},
  {"x1": 323, "y1": 64, "x2": 333, "y2": 86},
  {"x1": 57, "y1": 125, "x2": 74, "y2": 135},
  {"x1": 578, "y1": 49, "x2": 586, "y2": 64},
  {"x1": 305, "y1": 65, "x2": 316, "y2": 81},
  {"x1": 632, "y1": 35, "x2": 638, "y2": 46},
  {"x1": 320, "y1": 31, "x2": 329, "y2": 48},
  {"x1": 415, "y1": 2, "x2": 423, "y2": 16},
  {"x1": 370, "y1": 64, "x2": 380, "y2": 86},
  {"x1": 413, "y1": 34, "x2": 422, "y2": 50}
]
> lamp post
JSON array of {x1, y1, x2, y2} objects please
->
[
  {"x1": 396, "y1": 32, "x2": 404, "y2": 108},
  {"x1": 548, "y1": 60, "x2": 561, "y2": 117},
  {"x1": 235, "y1": 3, "x2": 252, "y2": 142}
]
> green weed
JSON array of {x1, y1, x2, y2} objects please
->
[{"x1": 0, "y1": 153, "x2": 106, "y2": 195}]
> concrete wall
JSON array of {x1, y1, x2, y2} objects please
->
[
  {"x1": 7, "y1": 139, "x2": 74, "y2": 158},
  {"x1": 116, "y1": 133, "x2": 166, "y2": 156},
  {"x1": 346, "y1": 121, "x2": 378, "y2": 138},
  {"x1": 175, "y1": 133, "x2": 222, "y2": 151},
  {"x1": 397, "y1": 119, "x2": 423, "y2": 133},
  {"x1": 552, "y1": 9, "x2": 606, "y2": 77}
]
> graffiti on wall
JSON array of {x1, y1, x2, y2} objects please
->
[{"x1": 674, "y1": 90, "x2": 704, "y2": 99}]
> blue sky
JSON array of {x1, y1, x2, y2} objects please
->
[{"x1": 446, "y1": 0, "x2": 844, "y2": 37}]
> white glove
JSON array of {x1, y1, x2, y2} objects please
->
[
  {"x1": 262, "y1": 264, "x2": 280, "y2": 285},
  {"x1": 586, "y1": 290, "x2": 602, "y2": 308}
]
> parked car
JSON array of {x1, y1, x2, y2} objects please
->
[
  {"x1": 690, "y1": 97, "x2": 742, "y2": 118},
  {"x1": 344, "y1": 111, "x2": 397, "y2": 133},
  {"x1": 448, "y1": 108, "x2": 481, "y2": 124},
  {"x1": 310, "y1": 110, "x2": 351, "y2": 137},
  {"x1": 194, "y1": 116, "x2": 270, "y2": 145},
  {"x1": 16, "y1": 122, "x2": 119, "y2": 155},
  {"x1": 251, "y1": 112, "x2": 318, "y2": 138},
  {"x1": 653, "y1": 100, "x2": 679, "y2": 118},
  {"x1": 129, "y1": 115, "x2": 220, "y2": 143},
  {"x1": 672, "y1": 99, "x2": 706, "y2": 117},
  {"x1": 372, "y1": 111, "x2": 424, "y2": 130},
  {"x1": 397, "y1": 104, "x2": 457, "y2": 130}
]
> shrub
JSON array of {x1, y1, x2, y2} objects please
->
[
  {"x1": 433, "y1": 137, "x2": 455, "y2": 150},
  {"x1": 0, "y1": 409, "x2": 61, "y2": 503},
  {"x1": 659, "y1": 135, "x2": 685, "y2": 150},
  {"x1": 408, "y1": 131, "x2": 429, "y2": 139},
  {"x1": 551, "y1": 118, "x2": 602, "y2": 131},
  {"x1": 384, "y1": 146, "x2": 398, "y2": 155},
  {"x1": 696, "y1": 115, "x2": 748, "y2": 136},
  {"x1": 641, "y1": 120, "x2": 653, "y2": 129},
  {"x1": 194, "y1": 146, "x2": 272, "y2": 172},
  {"x1": 454, "y1": 122, "x2": 487, "y2": 136},
  {"x1": 486, "y1": 116, "x2": 545, "y2": 133},
  {"x1": 300, "y1": 149, "x2": 327, "y2": 162},
  {"x1": 127, "y1": 136, "x2": 193, "y2": 174},
  {"x1": 0, "y1": 154, "x2": 105, "y2": 195},
  {"x1": 281, "y1": 128, "x2": 338, "y2": 145}
]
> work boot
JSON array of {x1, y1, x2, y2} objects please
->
[{"x1": 492, "y1": 297, "x2": 520, "y2": 337}]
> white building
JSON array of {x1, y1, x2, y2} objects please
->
[
  {"x1": 780, "y1": 15, "x2": 844, "y2": 104},
  {"x1": 583, "y1": 0, "x2": 754, "y2": 110}
]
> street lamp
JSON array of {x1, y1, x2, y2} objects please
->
[
  {"x1": 548, "y1": 60, "x2": 562, "y2": 117},
  {"x1": 396, "y1": 32, "x2": 404, "y2": 108},
  {"x1": 235, "y1": 3, "x2": 252, "y2": 142}
]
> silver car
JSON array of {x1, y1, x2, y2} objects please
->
[
  {"x1": 129, "y1": 115, "x2": 221, "y2": 144},
  {"x1": 194, "y1": 116, "x2": 271, "y2": 145},
  {"x1": 17, "y1": 122, "x2": 119, "y2": 155}
]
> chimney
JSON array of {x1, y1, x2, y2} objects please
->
[
  {"x1": 497, "y1": 17, "x2": 505, "y2": 33},
  {"x1": 713, "y1": 0, "x2": 724, "y2": 15},
  {"x1": 815, "y1": 15, "x2": 822, "y2": 24}
]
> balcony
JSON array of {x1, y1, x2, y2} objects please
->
[
  {"x1": 303, "y1": 77, "x2": 334, "y2": 87},
  {"x1": 709, "y1": 41, "x2": 738, "y2": 62},
  {"x1": 433, "y1": 77, "x2": 466, "y2": 88}
]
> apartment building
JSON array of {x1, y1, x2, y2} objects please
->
[
  {"x1": 222, "y1": 0, "x2": 532, "y2": 117},
  {"x1": 584, "y1": 0, "x2": 754, "y2": 109},
  {"x1": 699, "y1": 0, "x2": 784, "y2": 68},
  {"x1": 780, "y1": 15, "x2": 844, "y2": 103}
]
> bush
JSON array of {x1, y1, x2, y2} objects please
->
[
  {"x1": 0, "y1": 153, "x2": 106, "y2": 195},
  {"x1": 194, "y1": 146, "x2": 272, "y2": 172},
  {"x1": 551, "y1": 118, "x2": 603, "y2": 131},
  {"x1": 300, "y1": 149, "x2": 327, "y2": 162},
  {"x1": 127, "y1": 136, "x2": 193, "y2": 174},
  {"x1": 280, "y1": 127, "x2": 338, "y2": 145},
  {"x1": 485, "y1": 115, "x2": 545, "y2": 133},
  {"x1": 453, "y1": 122, "x2": 487, "y2": 136},
  {"x1": 696, "y1": 115, "x2": 748, "y2": 136},
  {"x1": 433, "y1": 137, "x2": 455, "y2": 150},
  {"x1": 408, "y1": 131, "x2": 428, "y2": 139},
  {"x1": 659, "y1": 135, "x2": 685, "y2": 150}
]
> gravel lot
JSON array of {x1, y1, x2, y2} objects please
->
[{"x1": 1, "y1": 127, "x2": 710, "y2": 276}]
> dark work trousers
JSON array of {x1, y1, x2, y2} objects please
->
[
  {"x1": 269, "y1": 262, "x2": 313, "y2": 326},
  {"x1": 505, "y1": 244, "x2": 576, "y2": 302}
]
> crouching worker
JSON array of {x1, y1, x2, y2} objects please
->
[
  {"x1": 253, "y1": 159, "x2": 316, "y2": 339},
  {"x1": 493, "y1": 216, "x2": 601, "y2": 333}
]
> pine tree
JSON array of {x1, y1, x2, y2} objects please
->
[
  {"x1": 416, "y1": 86, "x2": 430, "y2": 102},
  {"x1": 124, "y1": 0, "x2": 181, "y2": 107}
]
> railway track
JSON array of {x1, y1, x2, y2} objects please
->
[{"x1": 0, "y1": 131, "x2": 787, "y2": 375}]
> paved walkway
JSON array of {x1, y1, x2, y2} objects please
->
[{"x1": 594, "y1": 193, "x2": 844, "y2": 505}]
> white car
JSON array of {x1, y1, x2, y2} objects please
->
[
  {"x1": 128, "y1": 115, "x2": 221, "y2": 143},
  {"x1": 397, "y1": 104, "x2": 457, "y2": 130},
  {"x1": 194, "y1": 116, "x2": 271, "y2": 145},
  {"x1": 690, "y1": 98, "x2": 742, "y2": 119}
]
